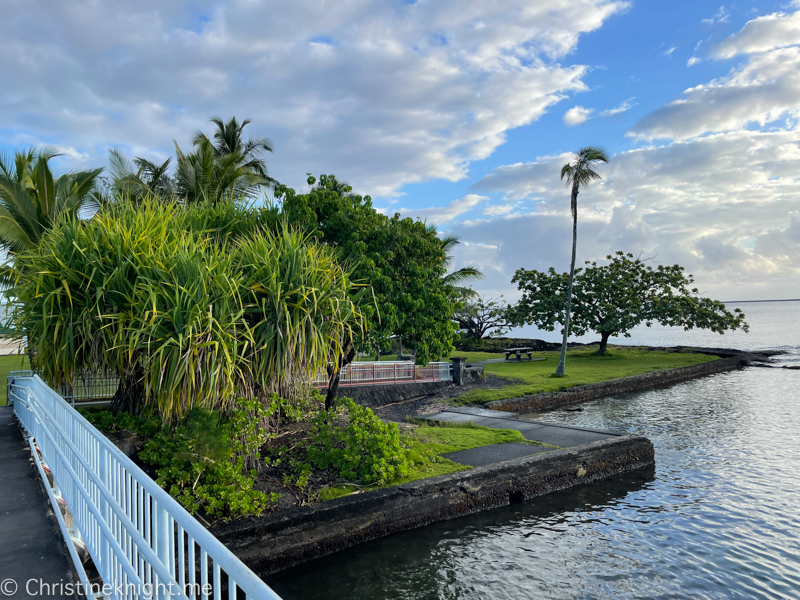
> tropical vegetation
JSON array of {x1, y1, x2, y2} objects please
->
[
  {"x1": 0, "y1": 147, "x2": 103, "y2": 255},
  {"x1": 511, "y1": 252, "x2": 749, "y2": 355},
  {"x1": 555, "y1": 146, "x2": 609, "y2": 375}
]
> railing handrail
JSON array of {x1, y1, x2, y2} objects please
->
[
  {"x1": 11, "y1": 374, "x2": 281, "y2": 600},
  {"x1": 311, "y1": 360, "x2": 452, "y2": 388}
]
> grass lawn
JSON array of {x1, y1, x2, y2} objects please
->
[
  {"x1": 0, "y1": 354, "x2": 30, "y2": 406},
  {"x1": 456, "y1": 347, "x2": 718, "y2": 406},
  {"x1": 318, "y1": 422, "x2": 551, "y2": 501}
]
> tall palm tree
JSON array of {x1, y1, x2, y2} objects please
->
[
  {"x1": 0, "y1": 148, "x2": 103, "y2": 254},
  {"x1": 555, "y1": 146, "x2": 609, "y2": 376},
  {"x1": 191, "y1": 116, "x2": 278, "y2": 188}
]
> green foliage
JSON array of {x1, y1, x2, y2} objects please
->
[
  {"x1": 279, "y1": 175, "x2": 457, "y2": 365},
  {"x1": 140, "y1": 407, "x2": 277, "y2": 520},
  {"x1": 305, "y1": 398, "x2": 413, "y2": 484},
  {"x1": 233, "y1": 226, "x2": 366, "y2": 401},
  {"x1": 79, "y1": 408, "x2": 161, "y2": 439},
  {"x1": 512, "y1": 252, "x2": 749, "y2": 354},
  {"x1": 10, "y1": 197, "x2": 360, "y2": 420},
  {"x1": 0, "y1": 147, "x2": 103, "y2": 255}
]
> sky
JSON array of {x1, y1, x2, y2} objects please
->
[{"x1": 2, "y1": 0, "x2": 800, "y2": 318}]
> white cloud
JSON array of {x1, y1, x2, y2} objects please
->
[
  {"x1": 599, "y1": 97, "x2": 636, "y2": 116},
  {"x1": 661, "y1": 46, "x2": 677, "y2": 57},
  {"x1": 714, "y1": 9, "x2": 800, "y2": 58},
  {"x1": 631, "y1": 9, "x2": 800, "y2": 142},
  {"x1": 702, "y1": 6, "x2": 730, "y2": 26},
  {"x1": 0, "y1": 0, "x2": 629, "y2": 197},
  {"x1": 563, "y1": 106, "x2": 594, "y2": 125},
  {"x1": 468, "y1": 129, "x2": 800, "y2": 300},
  {"x1": 687, "y1": 55, "x2": 701, "y2": 66},
  {"x1": 482, "y1": 203, "x2": 518, "y2": 217},
  {"x1": 399, "y1": 194, "x2": 486, "y2": 225}
]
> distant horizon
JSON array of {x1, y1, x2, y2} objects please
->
[{"x1": 723, "y1": 299, "x2": 800, "y2": 304}]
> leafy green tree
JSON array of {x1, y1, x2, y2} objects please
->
[
  {"x1": 455, "y1": 293, "x2": 515, "y2": 339},
  {"x1": 555, "y1": 146, "x2": 609, "y2": 375},
  {"x1": 511, "y1": 252, "x2": 749, "y2": 355},
  {"x1": 280, "y1": 174, "x2": 458, "y2": 405},
  {"x1": 0, "y1": 148, "x2": 103, "y2": 254}
]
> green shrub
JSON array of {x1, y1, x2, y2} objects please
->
[
  {"x1": 139, "y1": 406, "x2": 277, "y2": 520},
  {"x1": 79, "y1": 408, "x2": 161, "y2": 440},
  {"x1": 305, "y1": 398, "x2": 412, "y2": 484}
]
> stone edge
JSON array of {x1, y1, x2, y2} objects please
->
[{"x1": 210, "y1": 433, "x2": 654, "y2": 575}]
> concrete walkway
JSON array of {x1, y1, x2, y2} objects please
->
[
  {"x1": 0, "y1": 406, "x2": 81, "y2": 599},
  {"x1": 416, "y1": 406, "x2": 620, "y2": 467}
]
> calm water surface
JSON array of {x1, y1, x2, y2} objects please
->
[{"x1": 271, "y1": 302, "x2": 800, "y2": 600}]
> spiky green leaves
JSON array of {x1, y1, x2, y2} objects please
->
[{"x1": 11, "y1": 198, "x2": 363, "y2": 420}]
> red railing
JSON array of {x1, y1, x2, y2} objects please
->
[{"x1": 312, "y1": 361, "x2": 451, "y2": 388}]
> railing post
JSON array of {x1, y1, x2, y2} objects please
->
[
  {"x1": 372, "y1": 363, "x2": 375, "y2": 385},
  {"x1": 393, "y1": 362, "x2": 397, "y2": 383}
]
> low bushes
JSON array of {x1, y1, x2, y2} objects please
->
[{"x1": 305, "y1": 398, "x2": 413, "y2": 485}]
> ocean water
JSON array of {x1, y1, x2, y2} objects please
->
[{"x1": 270, "y1": 301, "x2": 800, "y2": 599}]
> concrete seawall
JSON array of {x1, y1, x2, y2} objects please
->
[
  {"x1": 211, "y1": 433, "x2": 654, "y2": 575},
  {"x1": 486, "y1": 356, "x2": 748, "y2": 414}
]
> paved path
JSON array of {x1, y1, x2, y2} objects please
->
[
  {"x1": 416, "y1": 406, "x2": 619, "y2": 467},
  {"x1": 0, "y1": 406, "x2": 81, "y2": 599}
]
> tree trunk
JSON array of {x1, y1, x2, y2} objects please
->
[
  {"x1": 598, "y1": 331, "x2": 612, "y2": 355},
  {"x1": 325, "y1": 344, "x2": 356, "y2": 411},
  {"x1": 555, "y1": 183, "x2": 579, "y2": 376},
  {"x1": 110, "y1": 367, "x2": 145, "y2": 415}
]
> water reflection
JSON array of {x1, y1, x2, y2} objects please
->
[
  {"x1": 269, "y1": 468, "x2": 655, "y2": 600},
  {"x1": 272, "y1": 303, "x2": 800, "y2": 599}
]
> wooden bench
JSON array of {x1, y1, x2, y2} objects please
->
[{"x1": 504, "y1": 347, "x2": 534, "y2": 361}]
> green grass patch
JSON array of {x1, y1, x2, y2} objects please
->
[
  {"x1": 0, "y1": 354, "x2": 30, "y2": 406},
  {"x1": 317, "y1": 422, "x2": 549, "y2": 501},
  {"x1": 455, "y1": 347, "x2": 718, "y2": 406}
]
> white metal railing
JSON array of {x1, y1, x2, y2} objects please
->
[
  {"x1": 312, "y1": 361, "x2": 451, "y2": 388},
  {"x1": 9, "y1": 374, "x2": 281, "y2": 600}
]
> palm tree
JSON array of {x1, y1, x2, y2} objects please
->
[
  {"x1": 0, "y1": 148, "x2": 103, "y2": 254},
  {"x1": 555, "y1": 146, "x2": 609, "y2": 376},
  {"x1": 181, "y1": 116, "x2": 278, "y2": 196},
  {"x1": 107, "y1": 148, "x2": 173, "y2": 202},
  {"x1": 440, "y1": 233, "x2": 483, "y2": 297}
]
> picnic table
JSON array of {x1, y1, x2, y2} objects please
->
[{"x1": 504, "y1": 347, "x2": 534, "y2": 361}]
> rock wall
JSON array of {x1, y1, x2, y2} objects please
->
[
  {"x1": 211, "y1": 434, "x2": 654, "y2": 575},
  {"x1": 336, "y1": 380, "x2": 454, "y2": 408},
  {"x1": 486, "y1": 356, "x2": 746, "y2": 414}
]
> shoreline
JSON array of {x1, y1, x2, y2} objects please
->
[
  {"x1": 483, "y1": 348, "x2": 771, "y2": 414},
  {"x1": 211, "y1": 433, "x2": 654, "y2": 575}
]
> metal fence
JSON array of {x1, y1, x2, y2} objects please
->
[
  {"x1": 8, "y1": 369, "x2": 120, "y2": 406},
  {"x1": 312, "y1": 361, "x2": 451, "y2": 388},
  {"x1": 9, "y1": 374, "x2": 281, "y2": 600}
]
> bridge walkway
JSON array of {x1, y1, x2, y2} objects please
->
[{"x1": 0, "y1": 406, "x2": 82, "y2": 599}]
